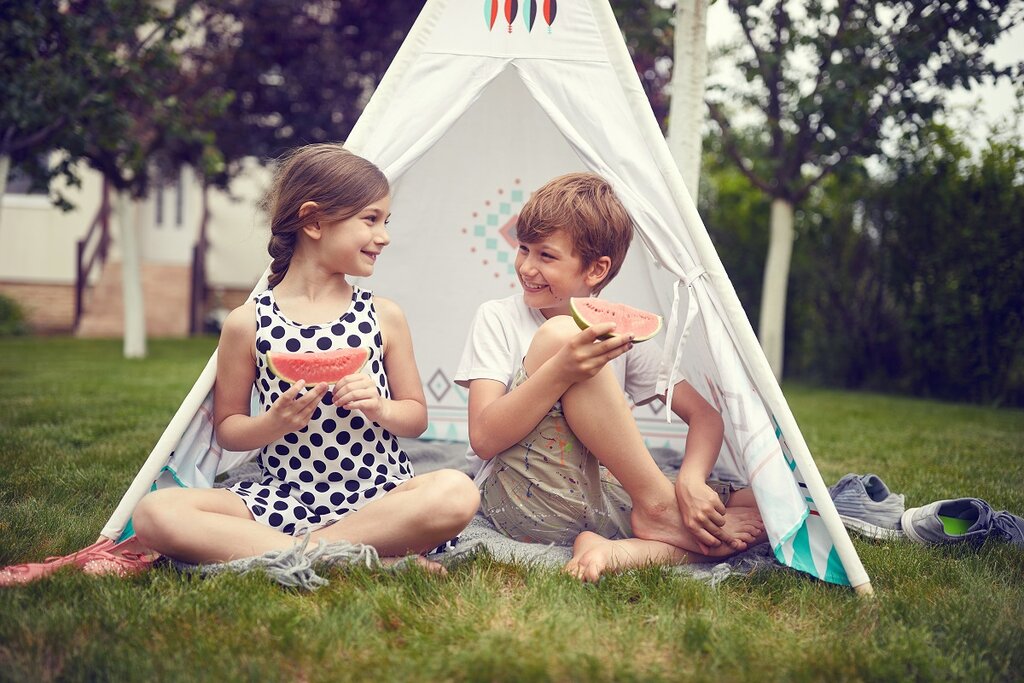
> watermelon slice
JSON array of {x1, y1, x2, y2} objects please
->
[
  {"x1": 569, "y1": 297, "x2": 663, "y2": 342},
  {"x1": 267, "y1": 347, "x2": 370, "y2": 386}
]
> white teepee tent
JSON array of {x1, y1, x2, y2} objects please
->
[{"x1": 101, "y1": 0, "x2": 872, "y2": 593}]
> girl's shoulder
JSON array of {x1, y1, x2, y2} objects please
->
[
  {"x1": 370, "y1": 294, "x2": 407, "y2": 326},
  {"x1": 219, "y1": 299, "x2": 258, "y2": 341}
]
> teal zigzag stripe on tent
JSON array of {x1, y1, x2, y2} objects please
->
[
  {"x1": 778, "y1": 519, "x2": 820, "y2": 579},
  {"x1": 774, "y1": 506, "x2": 809, "y2": 549},
  {"x1": 824, "y1": 544, "x2": 850, "y2": 585},
  {"x1": 117, "y1": 466, "x2": 190, "y2": 543},
  {"x1": 773, "y1": 515, "x2": 852, "y2": 586}
]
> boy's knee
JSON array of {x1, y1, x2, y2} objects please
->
[
  {"x1": 526, "y1": 316, "x2": 579, "y2": 369},
  {"x1": 535, "y1": 315, "x2": 579, "y2": 343}
]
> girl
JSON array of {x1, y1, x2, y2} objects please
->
[{"x1": 132, "y1": 144, "x2": 480, "y2": 571}]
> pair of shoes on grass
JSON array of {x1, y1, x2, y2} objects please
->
[
  {"x1": 828, "y1": 473, "x2": 1024, "y2": 547},
  {"x1": 0, "y1": 537, "x2": 157, "y2": 587}
]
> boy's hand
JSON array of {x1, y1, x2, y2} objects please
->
[
  {"x1": 553, "y1": 322, "x2": 633, "y2": 383},
  {"x1": 266, "y1": 380, "x2": 329, "y2": 436},
  {"x1": 675, "y1": 476, "x2": 734, "y2": 553},
  {"x1": 332, "y1": 373, "x2": 387, "y2": 424}
]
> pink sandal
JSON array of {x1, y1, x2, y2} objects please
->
[
  {"x1": 80, "y1": 537, "x2": 159, "y2": 577},
  {"x1": 0, "y1": 538, "x2": 158, "y2": 586}
]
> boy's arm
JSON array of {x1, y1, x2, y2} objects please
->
[
  {"x1": 467, "y1": 322, "x2": 626, "y2": 459},
  {"x1": 214, "y1": 303, "x2": 329, "y2": 451},
  {"x1": 669, "y1": 380, "x2": 737, "y2": 552}
]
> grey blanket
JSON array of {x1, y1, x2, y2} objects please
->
[
  {"x1": 188, "y1": 439, "x2": 776, "y2": 589},
  {"x1": 400, "y1": 439, "x2": 776, "y2": 585}
]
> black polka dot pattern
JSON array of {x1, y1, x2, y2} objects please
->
[{"x1": 228, "y1": 286, "x2": 411, "y2": 536}]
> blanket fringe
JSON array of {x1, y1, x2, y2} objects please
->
[{"x1": 179, "y1": 534, "x2": 416, "y2": 591}]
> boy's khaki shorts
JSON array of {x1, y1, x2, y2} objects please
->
[{"x1": 480, "y1": 367, "x2": 734, "y2": 546}]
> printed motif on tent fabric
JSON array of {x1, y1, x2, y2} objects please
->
[
  {"x1": 701, "y1": 374, "x2": 748, "y2": 474},
  {"x1": 485, "y1": 0, "x2": 557, "y2": 33},
  {"x1": 461, "y1": 179, "x2": 526, "y2": 288}
]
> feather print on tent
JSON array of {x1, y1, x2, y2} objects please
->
[
  {"x1": 543, "y1": 0, "x2": 557, "y2": 30},
  {"x1": 523, "y1": 0, "x2": 536, "y2": 32},
  {"x1": 505, "y1": 0, "x2": 518, "y2": 32},
  {"x1": 485, "y1": 0, "x2": 498, "y2": 30}
]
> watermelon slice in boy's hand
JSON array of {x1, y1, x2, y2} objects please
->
[
  {"x1": 267, "y1": 348, "x2": 369, "y2": 386},
  {"x1": 569, "y1": 297, "x2": 663, "y2": 342}
]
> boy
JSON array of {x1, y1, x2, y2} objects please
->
[{"x1": 455, "y1": 173, "x2": 765, "y2": 581}]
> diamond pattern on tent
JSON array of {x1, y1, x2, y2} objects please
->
[
  {"x1": 427, "y1": 368, "x2": 452, "y2": 402},
  {"x1": 464, "y1": 182, "x2": 526, "y2": 283}
]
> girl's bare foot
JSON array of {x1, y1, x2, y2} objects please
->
[
  {"x1": 564, "y1": 531, "x2": 634, "y2": 582},
  {"x1": 564, "y1": 531, "x2": 687, "y2": 583},
  {"x1": 380, "y1": 555, "x2": 447, "y2": 575}
]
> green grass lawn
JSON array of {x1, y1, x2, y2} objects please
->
[{"x1": 1, "y1": 337, "x2": 1022, "y2": 682}]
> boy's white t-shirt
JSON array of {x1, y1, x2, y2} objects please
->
[{"x1": 454, "y1": 294, "x2": 662, "y2": 482}]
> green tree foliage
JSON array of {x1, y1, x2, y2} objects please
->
[
  {"x1": 699, "y1": 132, "x2": 770, "y2": 323},
  {"x1": 708, "y1": 0, "x2": 1021, "y2": 205},
  {"x1": 612, "y1": 3, "x2": 674, "y2": 126},
  {"x1": 786, "y1": 163, "x2": 907, "y2": 390},
  {"x1": 0, "y1": 294, "x2": 27, "y2": 337},
  {"x1": 873, "y1": 123, "x2": 1024, "y2": 405},
  {"x1": 186, "y1": 0, "x2": 421, "y2": 181},
  {"x1": 0, "y1": 1, "x2": 227, "y2": 202},
  {"x1": 706, "y1": 122, "x2": 1024, "y2": 406}
]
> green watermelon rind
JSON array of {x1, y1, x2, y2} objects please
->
[
  {"x1": 267, "y1": 347, "x2": 370, "y2": 387},
  {"x1": 569, "y1": 297, "x2": 663, "y2": 343}
]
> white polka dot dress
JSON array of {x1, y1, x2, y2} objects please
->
[{"x1": 228, "y1": 286, "x2": 414, "y2": 536}]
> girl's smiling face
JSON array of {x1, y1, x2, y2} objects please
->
[{"x1": 318, "y1": 195, "x2": 392, "y2": 278}]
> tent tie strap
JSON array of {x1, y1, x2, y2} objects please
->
[{"x1": 658, "y1": 268, "x2": 708, "y2": 422}]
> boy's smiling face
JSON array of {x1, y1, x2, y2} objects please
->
[{"x1": 515, "y1": 229, "x2": 608, "y2": 318}]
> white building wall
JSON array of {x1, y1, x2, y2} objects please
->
[
  {"x1": 1, "y1": 161, "x2": 271, "y2": 291},
  {"x1": 0, "y1": 172, "x2": 103, "y2": 284},
  {"x1": 205, "y1": 158, "x2": 272, "y2": 290}
]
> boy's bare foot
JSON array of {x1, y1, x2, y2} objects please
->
[
  {"x1": 564, "y1": 531, "x2": 641, "y2": 583},
  {"x1": 630, "y1": 499, "x2": 707, "y2": 551},
  {"x1": 380, "y1": 555, "x2": 447, "y2": 575},
  {"x1": 631, "y1": 500, "x2": 765, "y2": 557},
  {"x1": 701, "y1": 507, "x2": 765, "y2": 558}
]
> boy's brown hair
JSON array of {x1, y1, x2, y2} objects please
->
[{"x1": 515, "y1": 172, "x2": 635, "y2": 291}]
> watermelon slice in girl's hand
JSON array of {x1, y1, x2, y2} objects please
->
[
  {"x1": 569, "y1": 298, "x2": 663, "y2": 343},
  {"x1": 267, "y1": 348, "x2": 370, "y2": 386}
]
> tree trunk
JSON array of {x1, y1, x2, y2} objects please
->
[
  {"x1": 666, "y1": 0, "x2": 709, "y2": 197},
  {"x1": 118, "y1": 192, "x2": 147, "y2": 359},
  {"x1": 0, "y1": 154, "x2": 10, "y2": 234},
  {"x1": 758, "y1": 198, "x2": 795, "y2": 379}
]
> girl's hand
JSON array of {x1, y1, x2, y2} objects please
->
[
  {"x1": 552, "y1": 322, "x2": 633, "y2": 384},
  {"x1": 265, "y1": 380, "x2": 330, "y2": 437},
  {"x1": 332, "y1": 373, "x2": 387, "y2": 424}
]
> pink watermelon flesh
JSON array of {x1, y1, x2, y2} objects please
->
[
  {"x1": 569, "y1": 297, "x2": 663, "y2": 342},
  {"x1": 268, "y1": 347, "x2": 369, "y2": 386}
]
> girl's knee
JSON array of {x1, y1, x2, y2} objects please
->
[
  {"x1": 131, "y1": 489, "x2": 190, "y2": 547},
  {"x1": 429, "y1": 469, "x2": 480, "y2": 526}
]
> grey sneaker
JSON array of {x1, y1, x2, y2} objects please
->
[
  {"x1": 828, "y1": 473, "x2": 906, "y2": 540},
  {"x1": 901, "y1": 498, "x2": 1024, "y2": 547}
]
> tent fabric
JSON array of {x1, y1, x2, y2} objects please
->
[{"x1": 101, "y1": 0, "x2": 870, "y2": 591}]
